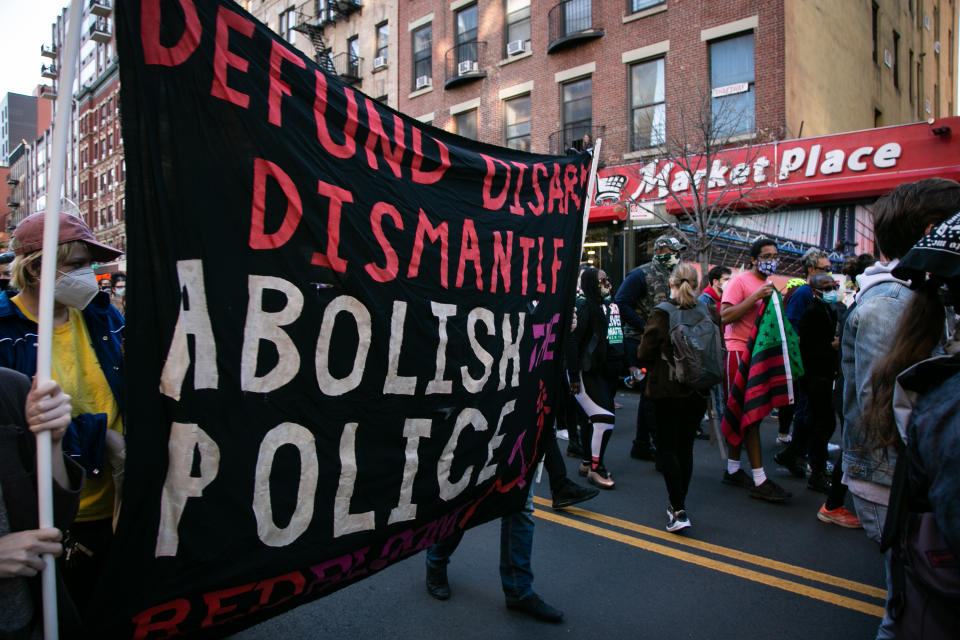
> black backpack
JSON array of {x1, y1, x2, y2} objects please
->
[{"x1": 654, "y1": 300, "x2": 724, "y2": 391}]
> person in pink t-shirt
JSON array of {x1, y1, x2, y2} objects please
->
[{"x1": 718, "y1": 238, "x2": 792, "y2": 502}]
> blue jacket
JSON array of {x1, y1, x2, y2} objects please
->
[
  {"x1": 0, "y1": 290, "x2": 124, "y2": 476},
  {"x1": 894, "y1": 354, "x2": 960, "y2": 556},
  {"x1": 841, "y1": 263, "x2": 910, "y2": 487}
]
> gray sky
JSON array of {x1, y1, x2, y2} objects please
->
[{"x1": 0, "y1": 0, "x2": 70, "y2": 97}]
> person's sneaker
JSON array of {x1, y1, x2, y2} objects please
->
[
  {"x1": 587, "y1": 465, "x2": 615, "y2": 489},
  {"x1": 807, "y1": 470, "x2": 831, "y2": 494},
  {"x1": 817, "y1": 505, "x2": 862, "y2": 529},
  {"x1": 776, "y1": 433, "x2": 793, "y2": 444},
  {"x1": 506, "y1": 593, "x2": 564, "y2": 623},
  {"x1": 566, "y1": 440, "x2": 584, "y2": 458},
  {"x1": 630, "y1": 444, "x2": 656, "y2": 461},
  {"x1": 578, "y1": 461, "x2": 590, "y2": 477},
  {"x1": 551, "y1": 479, "x2": 599, "y2": 510},
  {"x1": 774, "y1": 451, "x2": 807, "y2": 479},
  {"x1": 426, "y1": 564, "x2": 451, "y2": 600},
  {"x1": 749, "y1": 479, "x2": 792, "y2": 502},
  {"x1": 666, "y1": 508, "x2": 691, "y2": 532},
  {"x1": 721, "y1": 469, "x2": 754, "y2": 488},
  {"x1": 827, "y1": 442, "x2": 841, "y2": 453}
]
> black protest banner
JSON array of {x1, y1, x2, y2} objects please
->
[{"x1": 96, "y1": 0, "x2": 589, "y2": 637}]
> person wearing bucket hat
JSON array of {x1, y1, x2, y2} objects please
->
[
  {"x1": 0, "y1": 209, "x2": 125, "y2": 621},
  {"x1": 614, "y1": 234, "x2": 686, "y2": 461},
  {"x1": 858, "y1": 210, "x2": 960, "y2": 636}
]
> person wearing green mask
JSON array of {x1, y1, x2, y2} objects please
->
[{"x1": 615, "y1": 235, "x2": 685, "y2": 462}]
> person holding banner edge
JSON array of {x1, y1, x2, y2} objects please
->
[{"x1": 0, "y1": 210, "x2": 125, "y2": 620}]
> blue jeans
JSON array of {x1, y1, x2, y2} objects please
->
[
  {"x1": 426, "y1": 488, "x2": 535, "y2": 603},
  {"x1": 852, "y1": 495, "x2": 895, "y2": 640}
]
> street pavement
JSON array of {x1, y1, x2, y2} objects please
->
[{"x1": 235, "y1": 388, "x2": 886, "y2": 640}]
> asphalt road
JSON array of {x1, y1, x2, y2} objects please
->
[{"x1": 234, "y1": 388, "x2": 886, "y2": 640}]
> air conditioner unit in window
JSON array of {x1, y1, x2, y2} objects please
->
[
  {"x1": 884, "y1": 49, "x2": 892, "y2": 68},
  {"x1": 415, "y1": 75, "x2": 432, "y2": 90},
  {"x1": 507, "y1": 40, "x2": 526, "y2": 56},
  {"x1": 457, "y1": 60, "x2": 477, "y2": 75},
  {"x1": 934, "y1": 41, "x2": 941, "y2": 54},
  {"x1": 373, "y1": 56, "x2": 387, "y2": 69}
]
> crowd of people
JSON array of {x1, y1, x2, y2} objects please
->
[{"x1": 3, "y1": 178, "x2": 960, "y2": 635}]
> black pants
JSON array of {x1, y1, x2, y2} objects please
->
[
  {"x1": 624, "y1": 337, "x2": 655, "y2": 451},
  {"x1": 782, "y1": 376, "x2": 835, "y2": 472},
  {"x1": 543, "y1": 426, "x2": 568, "y2": 494},
  {"x1": 654, "y1": 394, "x2": 706, "y2": 512},
  {"x1": 62, "y1": 517, "x2": 113, "y2": 622}
]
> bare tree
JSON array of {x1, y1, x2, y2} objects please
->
[{"x1": 623, "y1": 88, "x2": 779, "y2": 276}]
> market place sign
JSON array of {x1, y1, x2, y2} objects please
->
[{"x1": 593, "y1": 116, "x2": 960, "y2": 217}]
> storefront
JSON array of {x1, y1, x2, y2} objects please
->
[{"x1": 588, "y1": 117, "x2": 960, "y2": 284}]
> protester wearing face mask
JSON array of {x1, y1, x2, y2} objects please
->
[
  {"x1": 614, "y1": 235, "x2": 685, "y2": 462},
  {"x1": 0, "y1": 209, "x2": 125, "y2": 622},
  {"x1": 109, "y1": 273, "x2": 126, "y2": 315},
  {"x1": 776, "y1": 273, "x2": 841, "y2": 494},
  {"x1": 719, "y1": 237, "x2": 792, "y2": 502}
]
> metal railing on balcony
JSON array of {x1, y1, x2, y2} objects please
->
[
  {"x1": 89, "y1": 19, "x2": 112, "y2": 44},
  {"x1": 330, "y1": 52, "x2": 362, "y2": 83},
  {"x1": 548, "y1": 124, "x2": 605, "y2": 156},
  {"x1": 5, "y1": 176, "x2": 18, "y2": 186},
  {"x1": 89, "y1": 0, "x2": 112, "y2": 17},
  {"x1": 41, "y1": 43, "x2": 57, "y2": 58},
  {"x1": 41, "y1": 64, "x2": 58, "y2": 79},
  {"x1": 444, "y1": 41, "x2": 487, "y2": 89},
  {"x1": 547, "y1": 0, "x2": 604, "y2": 54},
  {"x1": 6, "y1": 198, "x2": 21, "y2": 209}
]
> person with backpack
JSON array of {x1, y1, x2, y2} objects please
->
[
  {"x1": 638, "y1": 264, "x2": 722, "y2": 532},
  {"x1": 567, "y1": 267, "x2": 623, "y2": 489}
]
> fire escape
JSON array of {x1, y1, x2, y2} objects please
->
[{"x1": 293, "y1": 1, "x2": 362, "y2": 78}]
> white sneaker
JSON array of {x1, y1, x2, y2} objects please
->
[
  {"x1": 666, "y1": 509, "x2": 691, "y2": 532},
  {"x1": 827, "y1": 443, "x2": 840, "y2": 453},
  {"x1": 777, "y1": 434, "x2": 793, "y2": 444}
]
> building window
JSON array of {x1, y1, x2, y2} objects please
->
[
  {"x1": 709, "y1": 32, "x2": 755, "y2": 138},
  {"x1": 564, "y1": 0, "x2": 591, "y2": 35},
  {"x1": 504, "y1": 0, "x2": 530, "y2": 55},
  {"x1": 279, "y1": 7, "x2": 296, "y2": 45},
  {"x1": 909, "y1": 49, "x2": 914, "y2": 102},
  {"x1": 456, "y1": 4, "x2": 479, "y2": 66},
  {"x1": 892, "y1": 31, "x2": 900, "y2": 88},
  {"x1": 627, "y1": 0, "x2": 664, "y2": 13},
  {"x1": 872, "y1": 2, "x2": 879, "y2": 64},
  {"x1": 412, "y1": 24, "x2": 432, "y2": 89},
  {"x1": 562, "y1": 76, "x2": 592, "y2": 150},
  {"x1": 347, "y1": 36, "x2": 360, "y2": 77},
  {"x1": 315, "y1": 0, "x2": 328, "y2": 22},
  {"x1": 504, "y1": 95, "x2": 531, "y2": 151},
  {"x1": 375, "y1": 22, "x2": 389, "y2": 64},
  {"x1": 455, "y1": 109, "x2": 477, "y2": 140},
  {"x1": 630, "y1": 57, "x2": 665, "y2": 150}
]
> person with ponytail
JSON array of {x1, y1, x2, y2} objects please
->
[
  {"x1": 566, "y1": 267, "x2": 622, "y2": 489},
  {"x1": 637, "y1": 263, "x2": 720, "y2": 532}
]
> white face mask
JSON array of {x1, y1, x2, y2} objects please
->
[{"x1": 54, "y1": 266, "x2": 99, "y2": 309}]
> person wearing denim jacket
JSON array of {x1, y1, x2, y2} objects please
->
[
  {"x1": 841, "y1": 263, "x2": 908, "y2": 499},
  {"x1": 840, "y1": 177, "x2": 960, "y2": 640}
]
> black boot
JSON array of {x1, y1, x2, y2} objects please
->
[
  {"x1": 551, "y1": 478, "x2": 599, "y2": 510},
  {"x1": 426, "y1": 564, "x2": 451, "y2": 600}
]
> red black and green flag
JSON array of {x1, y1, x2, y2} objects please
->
[{"x1": 721, "y1": 291, "x2": 804, "y2": 446}]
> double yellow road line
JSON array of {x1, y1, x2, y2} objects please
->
[{"x1": 532, "y1": 496, "x2": 886, "y2": 618}]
